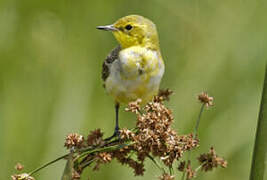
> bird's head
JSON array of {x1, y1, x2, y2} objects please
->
[{"x1": 97, "y1": 15, "x2": 159, "y2": 50}]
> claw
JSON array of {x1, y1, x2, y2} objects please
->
[{"x1": 104, "y1": 129, "x2": 120, "y2": 141}]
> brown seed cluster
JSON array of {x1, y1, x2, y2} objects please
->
[
  {"x1": 72, "y1": 170, "x2": 81, "y2": 180},
  {"x1": 100, "y1": 92, "x2": 198, "y2": 177},
  {"x1": 185, "y1": 161, "x2": 195, "y2": 179},
  {"x1": 65, "y1": 91, "x2": 203, "y2": 179},
  {"x1": 113, "y1": 152, "x2": 145, "y2": 176},
  {"x1": 198, "y1": 147, "x2": 227, "y2": 171},
  {"x1": 64, "y1": 133, "x2": 84, "y2": 149},
  {"x1": 178, "y1": 161, "x2": 186, "y2": 172},
  {"x1": 157, "y1": 88, "x2": 173, "y2": 102},
  {"x1": 15, "y1": 163, "x2": 24, "y2": 171},
  {"x1": 12, "y1": 90, "x2": 226, "y2": 180},
  {"x1": 93, "y1": 152, "x2": 112, "y2": 171},
  {"x1": 198, "y1": 92, "x2": 214, "y2": 107},
  {"x1": 158, "y1": 173, "x2": 175, "y2": 180},
  {"x1": 64, "y1": 129, "x2": 105, "y2": 149},
  {"x1": 108, "y1": 141, "x2": 145, "y2": 176},
  {"x1": 87, "y1": 129, "x2": 105, "y2": 146},
  {"x1": 121, "y1": 96, "x2": 198, "y2": 167},
  {"x1": 11, "y1": 173, "x2": 35, "y2": 180},
  {"x1": 125, "y1": 98, "x2": 142, "y2": 114}
]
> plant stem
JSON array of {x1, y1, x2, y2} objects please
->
[
  {"x1": 61, "y1": 153, "x2": 74, "y2": 180},
  {"x1": 78, "y1": 142, "x2": 134, "y2": 160},
  {"x1": 195, "y1": 164, "x2": 203, "y2": 172},
  {"x1": 194, "y1": 104, "x2": 205, "y2": 138},
  {"x1": 181, "y1": 103, "x2": 205, "y2": 180},
  {"x1": 147, "y1": 154, "x2": 166, "y2": 173},
  {"x1": 29, "y1": 153, "x2": 69, "y2": 176},
  {"x1": 250, "y1": 63, "x2": 267, "y2": 180},
  {"x1": 169, "y1": 165, "x2": 173, "y2": 175},
  {"x1": 28, "y1": 140, "x2": 133, "y2": 176},
  {"x1": 80, "y1": 158, "x2": 96, "y2": 170}
]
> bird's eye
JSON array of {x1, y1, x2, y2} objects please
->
[{"x1": 125, "y1": 24, "x2": 133, "y2": 30}]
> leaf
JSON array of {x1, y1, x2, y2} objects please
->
[
  {"x1": 61, "y1": 153, "x2": 74, "y2": 180},
  {"x1": 250, "y1": 63, "x2": 267, "y2": 180}
]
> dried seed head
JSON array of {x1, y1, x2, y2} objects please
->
[
  {"x1": 64, "y1": 133, "x2": 84, "y2": 149},
  {"x1": 11, "y1": 173, "x2": 35, "y2": 180},
  {"x1": 198, "y1": 92, "x2": 214, "y2": 107},
  {"x1": 93, "y1": 152, "x2": 113, "y2": 171},
  {"x1": 156, "y1": 89, "x2": 173, "y2": 102},
  {"x1": 98, "y1": 152, "x2": 112, "y2": 163},
  {"x1": 61, "y1": 89, "x2": 223, "y2": 179},
  {"x1": 198, "y1": 147, "x2": 227, "y2": 171},
  {"x1": 158, "y1": 173, "x2": 175, "y2": 180},
  {"x1": 125, "y1": 99, "x2": 142, "y2": 114},
  {"x1": 123, "y1": 94, "x2": 199, "y2": 170},
  {"x1": 178, "y1": 161, "x2": 186, "y2": 172},
  {"x1": 15, "y1": 163, "x2": 24, "y2": 171},
  {"x1": 87, "y1": 129, "x2": 104, "y2": 146},
  {"x1": 133, "y1": 162, "x2": 145, "y2": 176},
  {"x1": 119, "y1": 128, "x2": 135, "y2": 140},
  {"x1": 179, "y1": 134, "x2": 199, "y2": 151},
  {"x1": 186, "y1": 161, "x2": 195, "y2": 179},
  {"x1": 72, "y1": 169, "x2": 81, "y2": 179}
]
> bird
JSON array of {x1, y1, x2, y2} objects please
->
[{"x1": 97, "y1": 15, "x2": 165, "y2": 139}]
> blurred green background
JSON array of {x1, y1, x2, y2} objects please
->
[{"x1": 0, "y1": 0, "x2": 266, "y2": 179}]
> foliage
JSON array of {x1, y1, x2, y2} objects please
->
[
  {"x1": 12, "y1": 91, "x2": 227, "y2": 179},
  {"x1": 250, "y1": 64, "x2": 267, "y2": 180}
]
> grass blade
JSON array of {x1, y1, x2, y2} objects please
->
[
  {"x1": 250, "y1": 63, "x2": 267, "y2": 180},
  {"x1": 61, "y1": 153, "x2": 74, "y2": 180}
]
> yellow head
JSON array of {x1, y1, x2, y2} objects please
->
[{"x1": 97, "y1": 15, "x2": 159, "y2": 50}]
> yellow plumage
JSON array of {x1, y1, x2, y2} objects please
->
[
  {"x1": 105, "y1": 45, "x2": 164, "y2": 104},
  {"x1": 98, "y1": 15, "x2": 165, "y2": 105}
]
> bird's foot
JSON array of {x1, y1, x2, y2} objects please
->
[{"x1": 104, "y1": 127, "x2": 120, "y2": 141}]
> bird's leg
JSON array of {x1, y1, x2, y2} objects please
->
[
  {"x1": 114, "y1": 102, "x2": 120, "y2": 135},
  {"x1": 105, "y1": 103, "x2": 120, "y2": 141}
]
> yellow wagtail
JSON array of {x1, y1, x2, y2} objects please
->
[{"x1": 97, "y1": 15, "x2": 165, "y2": 138}]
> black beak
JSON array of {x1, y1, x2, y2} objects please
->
[{"x1": 96, "y1": 25, "x2": 118, "y2": 31}]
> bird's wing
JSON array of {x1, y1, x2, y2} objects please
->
[{"x1": 101, "y1": 45, "x2": 121, "y2": 82}]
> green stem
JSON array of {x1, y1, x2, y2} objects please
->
[
  {"x1": 28, "y1": 140, "x2": 133, "y2": 176},
  {"x1": 250, "y1": 63, "x2": 267, "y2": 180},
  {"x1": 181, "y1": 104, "x2": 205, "y2": 180},
  {"x1": 192, "y1": 163, "x2": 204, "y2": 178},
  {"x1": 195, "y1": 162, "x2": 205, "y2": 173},
  {"x1": 78, "y1": 142, "x2": 134, "y2": 160},
  {"x1": 29, "y1": 153, "x2": 69, "y2": 176},
  {"x1": 194, "y1": 104, "x2": 205, "y2": 138},
  {"x1": 147, "y1": 154, "x2": 166, "y2": 173},
  {"x1": 80, "y1": 158, "x2": 96, "y2": 170},
  {"x1": 181, "y1": 169, "x2": 186, "y2": 180},
  {"x1": 169, "y1": 165, "x2": 173, "y2": 175}
]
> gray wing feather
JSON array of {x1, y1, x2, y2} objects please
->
[{"x1": 101, "y1": 45, "x2": 121, "y2": 82}]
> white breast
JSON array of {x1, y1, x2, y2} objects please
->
[{"x1": 105, "y1": 46, "x2": 164, "y2": 103}]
